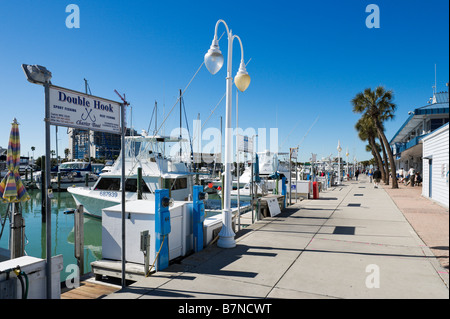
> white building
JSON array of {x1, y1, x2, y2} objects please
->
[{"x1": 422, "y1": 123, "x2": 449, "y2": 208}]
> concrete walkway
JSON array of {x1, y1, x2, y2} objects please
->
[
  {"x1": 105, "y1": 176, "x2": 449, "y2": 299},
  {"x1": 382, "y1": 183, "x2": 449, "y2": 270}
]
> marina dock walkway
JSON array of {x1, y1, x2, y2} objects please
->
[{"x1": 104, "y1": 175, "x2": 449, "y2": 299}]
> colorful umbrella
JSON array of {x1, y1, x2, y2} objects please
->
[{"x1": 0, "y1": 118, "x2": 30, "y2": 203}]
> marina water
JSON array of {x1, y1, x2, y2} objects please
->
[
  {"x1": 0, "y1": 189, "x2": 101, "y2": 282},
  {"x1": 0, "y1": 189, "x2": 247, "y2": 283}
]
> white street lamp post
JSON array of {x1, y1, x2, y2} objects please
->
[
  {"x1": 204, "y1": 19, "x2": 250, "y2": 248},
  {"x1": 21, "y1": 64, "x2": 53, "y2": 299},
  {"x1": 346, "y1": 149, "x2": 349, "y2": 179},
  {"x1": 337, "y1": 141, "x2": 342, "y2": 185}
]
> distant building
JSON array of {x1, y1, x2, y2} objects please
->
[
  {"x1": 389, "y1": 90, "x2": 449, "y2": 174},
  {"x1": 0, "y1": 149, "x2": 30, "y2": 174},
  {"x1": 68, "y1": 128, "x2": 137, "y2": 160}
]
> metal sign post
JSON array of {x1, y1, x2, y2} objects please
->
[
  {"x1": 121, "y1": 102, "x2": 126, "y2": 287},
  {"x1": 114, "y1": 90, "x2": 129, "y2": 289},
  {"x1": 22, "y1": 65, "x2": 124, "y2": 297},
  {"x1": 40, "y1": 75, "x2": 124, "y2": 297},
  {"x1": 44, "y1": 82, "x2": 52, "y2": 299},
  {"x1": 289, "y1": 147, "x2": 298, "y2": 206},
  {"x1": 237, "y1": 134, "x2": 254, "y2": 229}
]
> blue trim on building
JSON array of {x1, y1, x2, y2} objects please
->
[
  {"x1": 389, "y1": 102, "x2": 449, "y2": 145},
  {"x1": 389, "y1": 114, "x2": 414, "y2": 144}
]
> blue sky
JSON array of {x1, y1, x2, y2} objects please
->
[{"x1": 0, "y1": 0, "x2": 448, "y2": 162}]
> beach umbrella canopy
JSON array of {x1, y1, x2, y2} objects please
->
[{"x1": 0, "y1": 119, "x2": 30, "y2": 203}]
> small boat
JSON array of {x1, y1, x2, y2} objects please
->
[
  {"x1": 34, "y1": 161, "x2": 100, "y2": 191},
  {"x1": 50, "y1": 170, "x2": 99, "y2": 190}
]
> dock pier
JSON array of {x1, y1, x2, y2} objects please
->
[{"x1": 61, "y1": 175, "x2": 448, "y2": 299}]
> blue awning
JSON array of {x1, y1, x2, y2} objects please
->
[{"x1": 390, "y1": 95, "x2": 449, "y2": 145}]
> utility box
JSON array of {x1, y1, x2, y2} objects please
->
[
  {"x1": 0, "y1": 255, "x2": 63, "y2": 299},
  {"x1": 101, "y1": 200, "x2": 193, "y2": 266},
  {"x1": 280, "y1": 180, "x2": 310, "y2": 199}
]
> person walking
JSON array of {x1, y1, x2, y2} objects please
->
[
  {"x1": 355, "y1": 169, "x2": 360, "y2": 181},
  {"x1": 368, "y1": 168, "x2": 373, "y2": 183},
  {"x1": 408, "y1": 167, "x2": 416, "y2": 187},
  {"x1": 373, "y1": 167, "x2": 382, "y2": 188},
  {"x1": 415, "y1": 172, "x2": 422, "y2": 186},
  {"x1": 398, "y1": 167, "x2": 404, "y2": 183}
]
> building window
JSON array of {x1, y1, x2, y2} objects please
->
[
  {"x1": 431, "y1": 119, "x2": 444, "y2": 131},
  {"x1": 426, "y1": 120, "x2": 431, "y2": 133}
]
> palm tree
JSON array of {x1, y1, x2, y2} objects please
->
[
  {"x1": 355, "y1": 116, "x2": 386, "y2": 182},
  {"x1": 377, "y1": 129, "x2": 390, "y2": 185},
  {"x1": 352, "y1": 86, "x2": 399, "y2": 188},
  {"x1": 31, "y1": 146, "x2": 35, "y2": 164}
]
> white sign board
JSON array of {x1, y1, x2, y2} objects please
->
[
  {"x1": 48, "y1": 85, "x2": 122, "y2": 134},
  {"x1": 267, "y1": 197, "x2": 281, "y2": 217},
  {"x1": 237, "y1": 135, "x2": 253, "y2": 153}
]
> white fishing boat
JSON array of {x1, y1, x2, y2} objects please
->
[
  {"x1": 226, "y1": 182, "x2": 268, "y2": 201},
  {"x1": 49, "y1": 170, "x2": 99, "y2": 190},
  {"x1": 34, "y1": 161, "x2": 100, "y2": 190},
  {"x1": 67, "y1": 134, "x2": 194, "y2": 218},
  {"x1": 211, "y1": 150, "x2": 290, "y2": 192}
]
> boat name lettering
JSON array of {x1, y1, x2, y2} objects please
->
[{"x1": 99, "y1": 191, "x2": 118, "y2": 198}]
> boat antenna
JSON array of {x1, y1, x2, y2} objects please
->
[
  {"x1": 180, "y1": 89, "x2": 183, "y2": 159},
  {"x1": 84, "y1": 78, "x2": 92, "y2": 95},
  {"x1": 146, "y1": 102, "x2": 156, "y2": 134}
]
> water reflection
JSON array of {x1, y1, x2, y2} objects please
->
[
  {"x1": 0, "y1": 189, "x2": 102, "y2": 282},
  {"x1": 0, "y1": 190, "x2": 251, "y2": 282}
]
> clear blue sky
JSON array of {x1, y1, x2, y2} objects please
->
[{"x1": 0, "y1": 0, "x2": 448, "y2": 163}]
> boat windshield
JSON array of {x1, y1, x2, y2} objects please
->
[
  {"x1": 124, "y1": 135, "x2": 189, "y2": 162},
  {"x1": 94, "y1": 177, "x2": 151, "y2": 193}
]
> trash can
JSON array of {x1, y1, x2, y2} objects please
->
[{"x1": 313, "y1": 182, "x2": 319, "y2": 199}]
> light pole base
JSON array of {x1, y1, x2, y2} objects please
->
[
  {"x1": 217, "y1": 215, "x2": 236, "y2": 249},
  {"x1": 217, "y1": 233, "x2": 236, "y2": 248}
]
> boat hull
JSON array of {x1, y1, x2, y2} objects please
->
[{"x1": 68, "y1": 187, "x2": 125, "y2": 218}]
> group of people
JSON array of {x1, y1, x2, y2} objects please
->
[
  {"x1": 397, "y1": 167, "x2": 422, "y2": 187},
  {"x1": 366, "y1": 166, "x2": 423, "y2": 188},
  {"x1": 367, "y1": 168, "x2": 383, "y2": 188}
]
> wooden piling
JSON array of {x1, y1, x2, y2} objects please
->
[
  {"x1": 10, "y1": 203, "x2": 25, "y2": 259},
  {"x1": 74, "y1": 205, "x2": 85, "y2": 276},
  {"x1": 41, "y1": 155, "x2": 46, "y2": 223}
]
